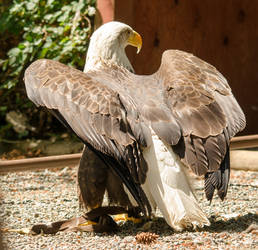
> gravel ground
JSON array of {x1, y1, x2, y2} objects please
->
[{"x1": 0, "y1": 165, "x2": 257, "y2": 249}]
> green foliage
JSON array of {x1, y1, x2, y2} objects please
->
[{"x1": 0, "y1": 0, "x2": 96, "y2": 140}]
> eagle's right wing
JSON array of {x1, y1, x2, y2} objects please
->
[{"x1": 24, "y1": 59, "x2": 151, "y2": 215}]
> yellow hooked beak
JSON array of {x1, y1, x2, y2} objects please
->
[{"x1": 127, "y1": 31, "x2": 142, "y2": 54}]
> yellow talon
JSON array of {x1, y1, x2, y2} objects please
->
[
  {"x1": 128, "y1": 217, "x2": 142, "y2": 224},
  {"x1": 113, "y1": 213, "x2": 128, "y2": 221},
  {"x1": 78, "y1": 220, "x2": 97, "y2": 226},
  {"x1": 113, "y1": 213, "x2": 142, "y2": 224}
]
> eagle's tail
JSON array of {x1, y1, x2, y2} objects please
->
[
  {"x1": 158, "y1": 168, "x2": 210, "y2": 231},
  {"x1": 143, "y1": 131, "x2": 210, "y2": 231}
]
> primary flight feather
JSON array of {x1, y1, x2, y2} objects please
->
[{"x1": 24, "y1": 21, "x2": 245, "y2": 230}]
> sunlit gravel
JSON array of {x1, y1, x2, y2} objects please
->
[{"x1": 0, "y1": 166, "x2": 257, "y2": 249}]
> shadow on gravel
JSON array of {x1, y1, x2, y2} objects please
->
[
  {"x1": 203, "y1": 213, "x2": 258, "y2": 233},
  {"x1": 106, "y1": 212, "x2": 258, "y2": 237}
]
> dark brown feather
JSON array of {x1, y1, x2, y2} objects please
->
[
  {"x1": 78, "y1": 146, "x2": 107, "y2": 210},
  {"x1": 205, "y1": 150, "x2": 230, "y2": 201},
  {"x1": 78, "y1": 146, "x2": 133, "y2": 210}
]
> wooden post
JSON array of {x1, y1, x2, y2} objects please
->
[{"x1": 96, "y1": 0, "x2": 114, "y2": 23}]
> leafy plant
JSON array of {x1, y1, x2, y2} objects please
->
[{"x1": 0, "y1": 0, "x2": 96, "y2": 140}]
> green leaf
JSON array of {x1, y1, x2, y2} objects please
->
[
  {"x1": 18, "y1": 43, "x2": 26, "y2": 50},
  {"x1": 7, "y1": 48, "x2": 20, "y2": 57},
  {"x1": 2, "y1": 60, "x2": 9, "y2": 71},
  {"x1": 0, "y1": 106, "x2": 7, "y2": 112},
  {"x1": 44, "y1": 14, "x2": 53, "y2": 21},
  {"x1": 9, "y1": 56, "x2": 17, "y2": 66},
  {"x1": 0, "y1": 59, "x2": 6, "y2": 67},
  {"x1": 5, "y1": 81, "x2": 17, "y2": 89},
  {"x1": 31, "y1": 26, "x2": 43, "y2": 34},
  {"x1": 46, "y1": 0, "x2": 55, "y2": 7},
  {"x1": 26, "y1": 2, "x2": 36, "y2": 11},
  {"x1": 87, "y1": 6, "x2": 96, "y2": 16},
  {"x1": 34, "y1": 38, "x2": 43, "y2": 46},
  {"x1": 39, "y1": 47, "x2": 49, "y2": 58}
]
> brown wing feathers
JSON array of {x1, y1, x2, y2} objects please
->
[
  {"x1": 205, "y1": 149, "x2": 230, "y2": 201},
  {"x1": 157, "y1": 50, "x2": 245, "y2": 201},
  {"x1": 49, "y1": 108, "x2": 150, "y2": 213},
  {"x1": 24, "y1": 59, "x2": 151, "y2": 216}
]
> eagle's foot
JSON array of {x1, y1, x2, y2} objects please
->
[
  {"x1": 78, "y1": 220, "x2": 97, "y2": 226},
  {"x1": 113, "y1": 213, "x2": 142, "y2": 224}
]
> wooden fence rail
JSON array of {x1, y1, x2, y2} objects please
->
[{"x1": 0, "y1": 135, "x2": 258, "y2": 173}]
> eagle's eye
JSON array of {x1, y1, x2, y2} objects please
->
[{"x1": 126, "y1": 29, "x2": 131, "y2": 36}]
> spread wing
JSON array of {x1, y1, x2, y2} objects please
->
[
  {"x1": 153, "y1": 50, "x2": 245, "y2": 172},
  {"x1": 24, "y1": 59, "x2": 151, "y2": 215},
  {"x1": 143, "y1": 50, "x2": 245, "y2": 200},
  {"x1": 113, "y1": 49, "x2": 245, "y2": 201}
]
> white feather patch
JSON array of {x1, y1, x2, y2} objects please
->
[{"x1": 142, "y1": 128, "x2": 210, "y2": 231}]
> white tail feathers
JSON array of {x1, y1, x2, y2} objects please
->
[
  {"x1": 159, "y1": 177, "x2": 210, "y2": 231},
  {"x1": 142, "y1": 129, "x2": 210, "y2": 231}
]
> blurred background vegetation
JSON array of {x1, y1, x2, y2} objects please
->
[{"x1": 0, "y1": 0, "x2": 96, "y2": 156}]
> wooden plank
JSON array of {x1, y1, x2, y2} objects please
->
[
  {"x1": 230, "y1": 150, "x2": 258, "y2": 172},
  {"x1": 230, "y1": 134, "x2": 258, "y2": 149},
  {"x1": 0, "y1": 153, "x2": 82, "y2": 173},
  {"x1": 0, "y1": 135, "x2": 257, "y2": 173}
]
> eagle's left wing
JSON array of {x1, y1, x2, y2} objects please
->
[{"x1": 129, "y1": 50, "x2": 245, "y2": 201}]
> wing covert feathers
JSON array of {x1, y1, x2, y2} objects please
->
[
  {"x1": 157, "y1": 50, "x2": 245, "y2": 200},
  {"x1": 158, "y1": 50, "x2": 245, "y2": 173},
  {"x1": 24, "y1": 59, "x2": 147, "y2": 179}
]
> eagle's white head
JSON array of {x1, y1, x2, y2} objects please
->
[{"x1": 84, "y1": 21, "x2": 142, "y2": 73}]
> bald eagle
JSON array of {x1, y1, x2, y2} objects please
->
[{"x1": 24, "y1": 21, "x2": 245, "y2": 231}]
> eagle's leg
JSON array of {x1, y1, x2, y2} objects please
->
[
  {"x1": 106, "y1": 168, "x2": 143, "y2": 224},
  {"x1": 77, "y1": 146, "x2": 108, "y2": 210},
  {"x1": 77, "y1": 146, "x2": 108, "y2": 226},
  {"x1": 78, "y1": 146, "x2": 143, "y2": 225}
]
